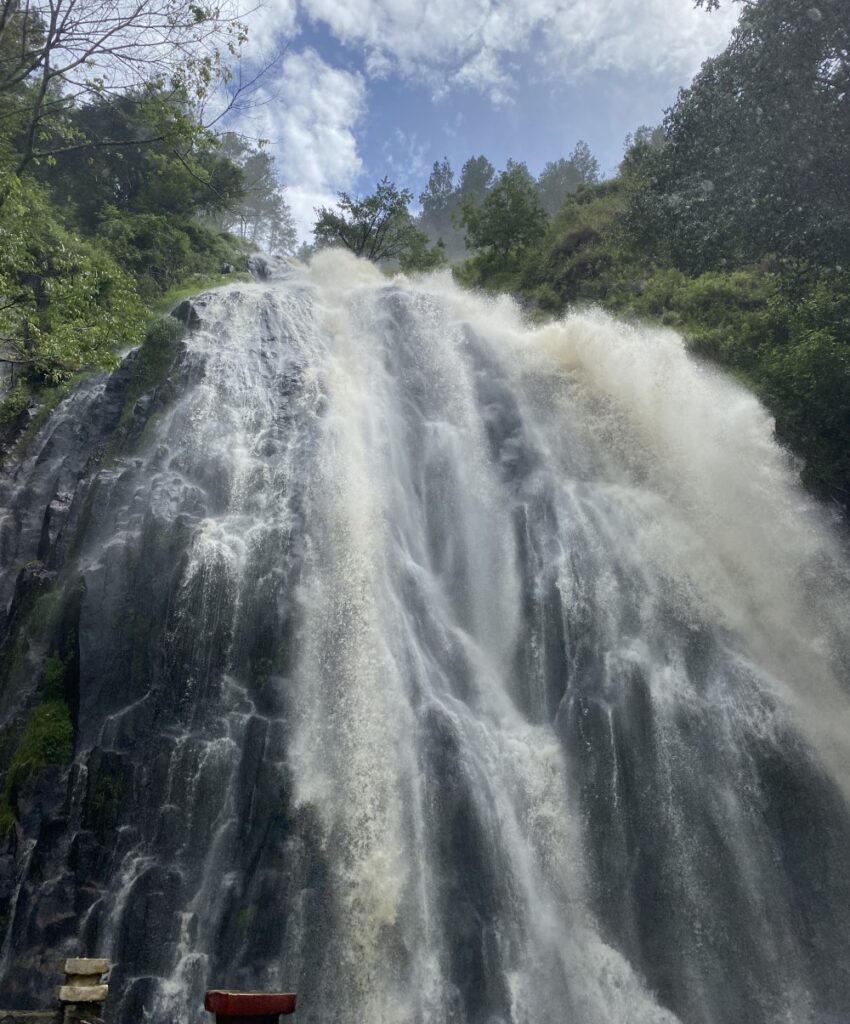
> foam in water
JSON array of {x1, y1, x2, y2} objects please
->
[{"x1": 2, "y1": 250, "x2": 850, "y2": 1024}]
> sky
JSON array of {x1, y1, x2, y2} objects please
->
[{"x1": 232, "y1": 0, "x2": 740, "y2": 239}]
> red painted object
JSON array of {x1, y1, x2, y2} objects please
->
[{"x1": 204, "y1": 992, "x2": 297, "y2": 1018}]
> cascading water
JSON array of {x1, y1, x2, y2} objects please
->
[{"x1": 2, "y1": 250, "x2": 850, "y2": 1024}]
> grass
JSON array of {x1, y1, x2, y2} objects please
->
[{"x1": 151, "y1": 269, "x2": 252, "y2": 317}]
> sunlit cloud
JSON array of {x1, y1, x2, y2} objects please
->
[
  {"x1": 233, "y1": 47, "x2": 367, "y2": 239},
  {"x1": 295, "y1": 0, "x2": 738, "y2": 98}
]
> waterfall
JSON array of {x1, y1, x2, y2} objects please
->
[{"x1": 2, "y1": 250, "x2": 850, "y2": 1024}]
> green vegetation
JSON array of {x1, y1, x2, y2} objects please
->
[
  {"x1": 0, "y1": 580, "x2": 82, "y2": 832},
  {"x1": 455, "y1": 161, "x2": 548, "y2": 291},
  {"x1": 0, "y1": 1, "x2": 296, "y2": 427},
  {"x1": 535, "y1": 141, "x2": 600, "y2": 217},
  {"x1": 207, "y1": 134, "x2": 298, "y2": 253},
  {"x1": 0, "y1": 169, "x2": 146, "y2": 384},
  {"x1": 40, "y1": 653, "x2": 69, "y2": 699},
  {"x1": 119, "y1": 316, "x2": 185, "y2": 426},
  {"x1": 401, "y1": 0, "x2": 849, "y2": 511},
  {"x1": 0, "y1": 700, "x2": 73, "y2": 831},
  {"x1": 151, "y1": 270, "x2": 252, "y2": 317},
  {"x1": 314, "y1": 178, "x2": 446, "y2": 270}
]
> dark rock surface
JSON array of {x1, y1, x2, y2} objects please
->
[{"x1": 1, "y1": 273, "x2": 850, "y2": 1024}]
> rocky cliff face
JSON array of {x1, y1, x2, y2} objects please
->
[
  {"x1": 0, "y1": 307, "x2": 189, "y2": 1006},
  {"x1": 0, "y1": 284, "x2": 321, "y2": 1021},
  {"x1": 2, "y1": 256, "x2": 850, "y2": 1024}
]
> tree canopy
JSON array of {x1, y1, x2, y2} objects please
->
[
  {"x1": 630, "y1": 0, "x2": 850, "y2": 273},
  {"x1": 458, "y1": 155, "x2": 496, "y2": 201},
  {"x1": 210, "y1": 133, "x2": 297, "y2": 254},
  {"x1": 0, "y1": 0, "x2": 294, "y2": 388},
  {"x1": 536, "y1": 141, "x2": 600, "y2": 216},
  {"x1": 0, "y1": 0, "x2": 249, "y2": 173},
  {"x1": 314, "y1": 178, "x2": 444, "y2": 269},
  {"x1": 458, "y1": 161, "x2": 548, "y2": 265}
]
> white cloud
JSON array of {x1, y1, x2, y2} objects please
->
[
  {"x1": 381, "y1": 129, "x2": 429, "y2": 183},
  {"x1": 298, "y1": 0, "x2": 739, "y2": 98},
  {"x1": 240, "y1": 0, "x2": 300, "y2": 60},
  {"x1": 229, "y1": 2, "x2": 740, "y2": 242},
  {"x1": 234, "y1": 48, "x2": 366, "y2": 239}
]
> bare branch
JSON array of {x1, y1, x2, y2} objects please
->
[{"x1": 0, "y1": 0, "x2": 257, "y2": 176}]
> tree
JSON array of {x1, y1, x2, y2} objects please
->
[
  {"x1": 536, "y1": 159, "x2": 583, "y2": 217},
  {"x1": 267, "y1": 199, "x2": 297, "y2": 257},
  {"x1": 618, "y1": 125, "x2": 665, "y2": 184},
  {"x1": 630, "y1": 0, "x2": 850, "y2": 273},
  {"x1": 0, "y1": 0, "x2": 249, "y2": 174},
  {"x1": 314, "y1": 177, "x2": 442, "y2": 266},
  {"x1": 419, "y1": 157, "x2": 454, "y2": 220},
  {"x1": 417, "y1": 157, "x2": 466, "y2": 259},
  {"x1": 213, "y1": 133, "x2": 296, "y2": 254},
  {"x1": 458, "y1": 155, "x2": 495, "y2": 202},
  {"x1": 0, "y1": 168, "x2": 144, "y2": 382},
  {"x1": 458, "y1": 160, "x2": 548, "y2": 265},
  {"x1": 568, "y1": 140, "x2": 600, "y2": 185},
  {"x1": 535, "y1": 142, "x2": 601, "y2": 217},
  {"x1": 21, "y1": 86, "x2": 254, "y2": 299},
  {"x1": 399, "y1": 235, "x2": 446, "y2": 273},
  {"x1": 45, "y1": 88, "x2": 243, "y2": 227}
]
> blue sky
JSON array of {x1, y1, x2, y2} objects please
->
[{"x1": 235, "y1": 0, "x2": 739, "y2": 238}]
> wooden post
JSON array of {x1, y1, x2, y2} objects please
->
[{"x1": 57, "y1": 960, "x2": 109, "y2": 1024}]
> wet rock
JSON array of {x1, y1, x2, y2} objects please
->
[
  {"x1": 247, "y1": 253, "x2": 279, "y2": 280},
  {"x1": 82, "y1": 748, "x2": 133, "y2": 838},
  {"x1": 16, "y1": 765, "x2": 70, "y2": 836},
  {"x1": 111, "y1": 974, "x2": 159, "y2": 1024},
  {"x1": 0, "y1": 843, "x2": 17, "y2": 905},
  {"x1": 114, "y1": 865, "x2": 182, "y2": 974},
  {"x1": 29, "y1": 871, "x2": 78, "y2": 947},
  {"x1": 38, "y1": 491, "x2": 74, "y2": 562},
  {"x1": 2, "y1": 561, "x2": 56, "y2": 637},
  {"x1": 172, "y1": 297, "x2": 207, "y2": 329},
  {"x1": 68, "y1": 830, "x2": 105, "y2": 889},
  {"x1": 0, "y1": 353, "x2": 136, "y2": 611}
]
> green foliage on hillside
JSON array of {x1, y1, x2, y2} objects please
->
[
  {"x1": 0, "y1": 13, "x2": 294, "y2": 419},
  {"x1": 0, "y1": 170, "x2": 145, "y2": 382},
  {"x1": 631, "y1": 0, "x2": 849, "y2": 275},
  {"x1": 120, "y1": 316, "x2": 185, "y2": 426},
  {"x1": 449, "y1": 0, "x2": 850, "y2": 511},
  {"x1": 536, "y1": 141, "x2": 600, "y2": 217}
]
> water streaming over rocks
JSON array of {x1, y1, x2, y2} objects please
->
[{"x1": 2, "y1": 251, "x2": 850, "y2": 1024}]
